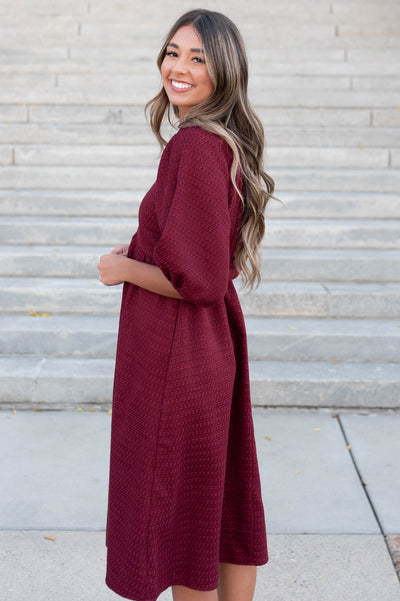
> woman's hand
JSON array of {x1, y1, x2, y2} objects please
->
[
  {"x1": 97, "y1": 253, "x2": 127, "y2": 286},
  {"x1": 98, "y1": 251, "x2": 183, "y2": 299},
  {"x1": 110, "y1": 244, "x2": 129, "y2": 256}
]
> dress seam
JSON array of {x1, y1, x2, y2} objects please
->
[
  {"x1": 251, "y1": 409, "x2": 256, "y2": 561},
  {"x1": 144, "y1": 299, "x2": 181, "y2": 592}
]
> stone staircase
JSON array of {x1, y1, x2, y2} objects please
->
[{"x1": 0, "y1": 0, "x2": 399, "y2": 410}]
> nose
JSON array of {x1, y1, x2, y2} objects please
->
[{"x1": 172, "y1": 55, "x2": 188, "y2": 74}]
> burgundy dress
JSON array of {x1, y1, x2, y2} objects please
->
[{"x1": 105, "y1": 125, "x2": 268, "y2": 601}]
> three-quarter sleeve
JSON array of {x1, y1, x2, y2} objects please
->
[{"x1": 153, "y1": 128, "x2": 233, "y2": 306}]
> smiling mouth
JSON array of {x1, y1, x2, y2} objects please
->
[{"x1": 170, "y1": 80, "x2": 193, "y2": 90}]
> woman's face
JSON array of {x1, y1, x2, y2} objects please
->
[{"x1": 161, "y1": 24, "x2": 213, "y2": 119}]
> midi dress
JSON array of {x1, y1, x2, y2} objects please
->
[{"x1": 105, "y1": 125, "x2": 268, "y2": 601}]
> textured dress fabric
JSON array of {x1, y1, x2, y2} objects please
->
[{"x1": 105, "y1": 125, "x2": 268, "y2": 601}]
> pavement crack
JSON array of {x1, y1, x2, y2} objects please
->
[
  {"x1": 336, "y1": 414, "x2": 400, "y2": 582},
  {"x1": 336, "y1": 413, "x2": 384, "y2": 534},
  {"x1": 31, "y1": 357, "x2": 46, "y2": 405}
]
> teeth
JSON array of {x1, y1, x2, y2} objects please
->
[{"x1": 172, "y1": 80, "x2": 192, "y2": 89}]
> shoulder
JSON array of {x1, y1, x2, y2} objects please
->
[{"x1": 169, "y1": 125, "x2": 232, "y2": 168}]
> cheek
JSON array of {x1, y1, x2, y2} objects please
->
[{"x1": 160, "y1": 58, "x2": 169, "y2": 80}]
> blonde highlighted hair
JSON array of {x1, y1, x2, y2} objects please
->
[{"x1": 146, "y1": 9, "x2": 275, "y2": 290}]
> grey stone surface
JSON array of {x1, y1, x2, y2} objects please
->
[
  {"x1": 1, "y1": 532, "x2": 400, "y2": 601},
  {"x1": 0, "y1": 245, "x2": 112, "y2": 278},
  {"x1": 324, "y1": 282, "x2": 400, "y2": 318},
  {"x1": 1, "y1": 0, "x2": 399, "y2": 414},
  {"x1": 0, "y1": 411, "x2": 111, "y2": 529},
  {"x1": 348, "y1": 48, "x2": 400, "y2": 62},
  {"x1": 0, "y1": 277, "x2": 123, "y2": 315},
  {"x1": 3, "y1": 216, "x2": 400, "y2": 249},
  {"x1": 14, "y1": 144, "x2": 161, "y2": 167},
  {"x1": 245, "y1": 317, "x2": 400, "y2": 362},
  {"x1": 268, "y1": 192, "x2": 400, "y2": 219},
  {"x1": 28, "y1": 103, "x2": 147, "y2": 124},
  {"x1": 1, "y1": 164, "x2": 399, "y2": 193},
  {"x1": 354, "y1": 76, "x2": 400, "y2": 91},
  {"x1": 4, "y1": 190, "x2": 400, "y2": 219},
  {"x1": 2, "y1": 245, "x2": 400, "y2": 281},
  {"x1": 260, "y1": 248, "x2": 400, "y2": 282},
  {"x1": 0, "y1": 357, "x2": 114, "y2": 408},
  {"x1": 2, "y1": 122, "x2": 399, "y2": 147},
  {"x1": 68, "y1": 45, "x2": 346, "y2": 62},
  {"x1": 0, "y1": 147, "x2": 12, "y2": 165},
  {"x1": 253, "y1": 409, "x2": 379, "y2": 533},
  {"x1": 240, "y1": 281, "x2": 400, "y2": 318},
  {"x1": 0, "y1": 122, "x2": 154, "y2": 144},
  {"x1": 0, "y1": 409, "x2": 379, "y2": 533},
  {"x1": 0, "y1": 314, "x2": 119, "y2": 357},
  {"x1": 0, "y1": 216, "x2": 138, "y2": 245},
  {"x1": 258, "y1": 106, "x2": 371, "y2": 127},
  {"x1": 10, "y1": 143, "x2": 390, "y2": 169},
  {"x1": 261, "y1": 219, "x2": 400, "y2": 249},
  {"x1": 250, "y1": 361, "x2": 400, "y2": 408},
  {"x1": 391, "y1": 149, "x2": 400, "y2": 168},
  {"x1": 1, "y1": 191, "x2": 399, "y2": 220},
  {"x1": 2, "y1": 277, "x2": 400, "y2": 319},
  {"x1": 0, "y1": 104, "x2": 28, "y2": 121},
  {"x1": 340, "y1": 413, "x2": 400, "y2": 534},
  {"x1": 2, "y1": 315, "x2": 400, "y2": 363},
  {"x1": 0, "y1": 356, "x2": 399, "y2": 409},
  {"x1": 0, "y1": 190, "x2": 142, "y2": 217},
  {"x1": 0, "y1": 165, "x2": 157, "y2": 189},
  {"x1": 271, "y1": 168, "x2": 400, "y2": 193},
  {"x1": 373, "y1": 109, "x2": 400, "y2": 127},
  {"x1": 255, "y1": 534, "x2": 400, "y2": 601},
  {"x1": 1, "y1": 89, "x2": 400, "y2": 109}
]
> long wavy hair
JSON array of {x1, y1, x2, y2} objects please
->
[{"x1": 146, "y1": 9, "x2": 275, "y2": 290}]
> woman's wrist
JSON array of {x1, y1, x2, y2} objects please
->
[{"x1": 119, "y1": 256, "x2": 134, "y2": 282}]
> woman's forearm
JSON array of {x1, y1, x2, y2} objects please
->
[{"x1": 120, "y1": 256, "x2": 183, "y2": 300}]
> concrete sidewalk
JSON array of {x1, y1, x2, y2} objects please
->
[{"x1": 1, "y1": 408, "x2": 399, "y2": 600}]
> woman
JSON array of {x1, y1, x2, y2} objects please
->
[{"x1": 98, "y1": 9, "x2": 275, "y2": 601}]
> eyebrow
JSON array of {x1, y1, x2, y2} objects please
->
[{"x1": 167, "y1": 42, "x2": 204, "y2": 53}]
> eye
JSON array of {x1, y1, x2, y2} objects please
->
[
  {"x1": 192, "y1": 56, "x2": 205, "y2": 64},
  {"x1": 165, "y1": 50, "x2": 178, "y2": 57}
]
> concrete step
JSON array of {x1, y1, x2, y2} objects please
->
[
  {"x1": 1, "y1": 216, "x2": 399, "y2": 248},
  {"x1": 17, "y1": 105, "x2": 396, "y2": 129},
  {"x1": 260, "y1": 249, "x2": 400, "y2": 282},
  {"x1": 1, "y1": 277, "x2": 399, "y2": 318},
  {"x1": 2, "y1": 165, "x2": 399, "y2": 193},
  {"x1": 267, "y1": 193, "x2": 400, "y2": 219},
  {"x1": 6, "y1": 144, "x2": 391, "y2": 169},
  {"x1": 241, "y1": 281, "x2": 400, "y2": 318},
  {"x1": 5, "y1": 8, "x2": 396, "y2": 27},
  {"x1": 1, "y1": 191, "x2": 399, "y2": 219},
  {"x1": 0, "y1": 356, "x2": 398, "y2": 410},
  {"x1": 1, "y1": 124, "x2": 399, "y2": 147},
  {"x1": 246, "y1": 317, "x2": 400, "y2": 362},
  {"x1": 0, "y1": 85, "x2": 399, "y2": 107},
  {"x1": 0, "y1": 190, "x2": 143, "y2": 217},
  {"x1": 4, "y1": 71, "x2": 378, "y2": 94},
  {"x1": 0, "y1": 166, "x2": 156, "y2": 189},
  {"x1": 1, "y1": 246, "x2": 400, "y2": 283},
  {"x1": 0, "y1": 45, "x2": 344, "y2": 62},
  {"x1": 1, "y1": 59, "x2": 399, "y2": 77},
  {"x1": 68, "y1": 46, "x2": 400, "y2": 63},
  {"x1": 1, "y1": 315, "x2": 399, "y2": 363},
  {"x1": 55, "y1": 73, "x2": 356, "y2": 93},
  {"x1": 5, "y1": 23, "x2": 397, "y2": 48},
  {"x1": 249, "y1": 360, "x2": 400, "y2": 408}
]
